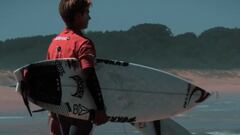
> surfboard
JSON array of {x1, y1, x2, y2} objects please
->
[
  {"x1": 14, "y1": 58, "x2": 210, "y2": 123},
  {"x1": 94, "y1": 118, "x2": 191, "y2": 135},
  {"x1": 132, "y1": 118, "x2": 192, "y2": 135}
]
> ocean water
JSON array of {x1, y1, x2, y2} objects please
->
[
  {"x1": 0, "y1": 114, "x2": 140, "y2": 135},
  {"x1": 174, "y1": 93, "x2": 240, "y2": 135},
  {"x1": 1, "y1": 93, "x2": 240, "y2": 135}
]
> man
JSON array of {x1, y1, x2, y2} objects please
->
[{"x1": 47, "y1": 0, "x2": 108, "y2": 134}]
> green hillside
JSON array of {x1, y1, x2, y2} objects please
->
[{"x1": 1, "y1": 23, "x2": 240, "y2": 70}]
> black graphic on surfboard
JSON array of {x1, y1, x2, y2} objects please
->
[
  {"x1": 72, "y1": 104, "x2": 90, "y2": 116},
  {"x1": 183, "y1": 84, "x2": 210, "y2": 108},
  {"x1": 70, "y1": 75, "x2": 85, "y2": 98},
  {"x1": 26, "y1": 64, "x2": 62, "y2": 105}
]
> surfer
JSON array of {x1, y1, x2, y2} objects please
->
[{"x1": 46, "y1": 0, "x2": 108, "y2": 134}]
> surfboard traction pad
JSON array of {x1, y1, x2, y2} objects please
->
[
  {"x1": 26, "y1": 63, "x2": 62, "y2": 105},
  {"x1": 14, "y1": 58, "x2": 210, "y2": 122},
  {"x1": 15, "y1": 59, "x2": 92, "y2": 120}
]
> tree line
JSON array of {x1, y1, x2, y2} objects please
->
[{"x1": 0, "y1": 23, "x2": 240, "y2": 70}]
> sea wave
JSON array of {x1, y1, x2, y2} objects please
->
[
  {"x1": 196, "y1": 105, "x2": 210, "y2": 109},
  {"x1": 207, "y1": 131, "x2": 240, "y2": 135},
  {"x1": 0, "y1": 116, "x2": 25, "y2": 120}
]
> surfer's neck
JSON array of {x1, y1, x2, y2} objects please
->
[{"x1": 65, "y1": 27, "x2": 83, "y2": 35}]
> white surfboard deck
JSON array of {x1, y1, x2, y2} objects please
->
[{"x1": 14, "y1": 58, "x2": 210, "y2": 123}]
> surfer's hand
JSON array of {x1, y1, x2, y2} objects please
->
[{"x1": 93, "y1": 110, "x2": 108, "y2": 125}]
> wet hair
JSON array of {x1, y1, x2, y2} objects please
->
[{"x1": 59, "y1": 0, "x2": 92, "y2": 28}]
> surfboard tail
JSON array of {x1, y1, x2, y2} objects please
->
[{"x1": 14, "y1": 68, "x2": 33, "y2": 117}]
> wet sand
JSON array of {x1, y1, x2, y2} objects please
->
[
  {"x1": 0, "y1": 86, "x2": 25, "y2": 113},
  {"x1": 0, "y1": 86, "x2": 48, "y2": 135}
]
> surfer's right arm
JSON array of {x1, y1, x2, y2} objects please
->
[
  {"x1": 82, "y1": 67, "x2": 105, "y2": 110},
  {"x1": 82, "y1": 66, "x2": 108, "y2": 125},
  {"x1": 78, "y1": 40, "x2": 108, "y2": 125}
]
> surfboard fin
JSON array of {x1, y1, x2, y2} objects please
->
[
  {"x1": 21, "y1": 94, "x2": 32, "y2": 116},
  {"x1": 132, "y1": 120, "x2": 161, "y2": 135},
  {"x1": 20, "y1": 81, "x2": 32, "y2": 117},
  {"x1": 32, "y1": 108, "x2": 46, "y2": 113}
]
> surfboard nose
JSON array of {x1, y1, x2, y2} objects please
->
[
  {"x1": 183, "y1": 84, "x2": 211, "y2": 108},
  {"x1": 194, "y1": 87, "x2": 211, "y2": 103}
]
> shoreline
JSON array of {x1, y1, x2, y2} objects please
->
[{"x1": 0, "y1": 70, "x2": 240, "y2": 135}]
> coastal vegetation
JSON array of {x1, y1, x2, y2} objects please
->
[{"x1": 0, "y1": 23, "x2": 240, "y2": 70}]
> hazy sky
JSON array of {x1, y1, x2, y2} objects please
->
[{"x1": 1, "y1": 0, "x2": 240, "y2": 41}]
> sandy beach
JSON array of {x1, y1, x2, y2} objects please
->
[
  {"x1": 168, "y1": 69, "x2": 240, "y2": 93},
  {"x1": 1, "y1": 69, "x2": 240, "y2": 93},
  {"x1": 0, "y1": 86, "x2": 25, "y2": 113},
  {"x1": 0, "y1": 69, "x2": 239, "y2": 111}
]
